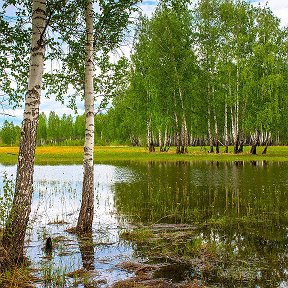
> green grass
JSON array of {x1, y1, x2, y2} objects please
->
[{"x1": 1, "y1": 145, "x2": 288, "y2": 165}]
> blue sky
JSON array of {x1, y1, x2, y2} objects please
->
[
  {"x1": 0, "y1": 0, "x2": 287, "y2": 127},
  {"x1": 0, "y1": 0, "x2": 160, "y2": 126}
]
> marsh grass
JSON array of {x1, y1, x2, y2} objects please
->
[
  {"x1": 1, "y1": 145, "x2": 288, "y2": 165},
  {"x1": 41, "y1": 262, "x2": 67, "y2": 287},
  {"x1": 120, "y1": 226, "x2": 211, "y2": 260},
  {"x1": 119, "y1": 224, "x2": 276, "y2": 287},
  {"x1": 0, "y1": 265, "x2": 38, "y2": 288}
]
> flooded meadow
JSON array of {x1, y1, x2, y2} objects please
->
[{"x1": 1, "y1": 161, "x2": 288, "y2": 287}]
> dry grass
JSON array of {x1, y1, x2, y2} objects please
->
[{"x1": 0, "y1": 266, "x2": 38, "y2": 288}]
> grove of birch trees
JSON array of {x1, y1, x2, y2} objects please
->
[{"x1": 107, "y1": 0, "x2": 288, "y2": 154}]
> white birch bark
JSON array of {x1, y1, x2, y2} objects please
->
[
  {"x1": 212, "y1": 84, "x2": 219, "y2": 153},
  {"x1": 224, "y1": 99, "x2": 229, "y2": 153},
  {"x1": 207, "y1": 105, "x2": 213, "y2": 152},
  {"x1": 164, "y1": 127, "x2": 168, "y2": 151},
  {"x1": 77, "y1": 0, "x2": 95, "y2": 233},
  {"x1": 1, "y1": 0, "x2": 46, "y2": 265},
  {"x1": 158, "y1": 129, "x2": 163, "y2": 152}
]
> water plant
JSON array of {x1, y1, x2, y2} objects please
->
[{"x1": 42, "y1": 262, "x2": 67, "y2": 287}]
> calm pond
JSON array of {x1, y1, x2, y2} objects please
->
[{"x1": 1, "y1": 161, "x2": 288, "y2": 287}]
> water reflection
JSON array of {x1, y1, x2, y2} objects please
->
[
  {"x1": 1, "y1": 161, "x2": 288, "y2": 286},
  {"x1": 0, "y1": 164, "x2": 134, "y2": 287},
  {"x1": 113, "y1": 161, "x2": 288, "y2": 286},
  {"x1": 78, "y1": 233, "x2": 95, "y2": 271},
  {"x1": 113, "y1": 161, "x2": 288, "y2": 225}
]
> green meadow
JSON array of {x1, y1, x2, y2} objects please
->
[{"x1": 1, "y1": 145, "x2": 288, "y2": 165}]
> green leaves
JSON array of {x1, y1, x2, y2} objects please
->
[
  {"x1": 0, "y1": 9, "x2": 30, "y2": 106},
  {"x1": 0, "y1": 120, "x2": 20, "y2": 146},
  {"x1": 1, "y1": 0, "x2": 140, "y2": 110}
]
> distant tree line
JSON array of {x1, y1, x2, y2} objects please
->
[
  {"x1": 35, "y1": 112, "x2": 128, "y2": 146},
  {"x1": 0, "y1": 113, "x2": 83, "y2": 146},
  {"x1": 0, "y1": 112, "x2": 117, "y2": 146},
  {"x1": 37, "y1": 112, "x2": 85, "y2": 146},
  {"x1": 0, "y1": 121, "x2": 21, "y2": 146},
  {"x1": 0, "y1": 106, "x2": 287, "y2": 149}
]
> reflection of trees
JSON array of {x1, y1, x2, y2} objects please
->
[
  {"x1": 77, "y1": 233, "x2": 95, "y2": 271},
  {"x1": 73, "y1": 233, "x2": 96, "y2": 288},
  {"x1": 113, "y1": 161, "x2": 288, "y2": 286},
  {"x1": 199, "y1": 224, "x2": 288, "y2": 286},
  {"x1": 114, "y1": 161, "x2": 288, "y2": 225}
]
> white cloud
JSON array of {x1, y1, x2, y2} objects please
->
[
  {"x1": 40, "y1": 94, "x2": 84, "y2": 119},
  {"x1": 138, "y1": 0, "x2": 158, "y2": 17},
  {"x1": 251, "y1": 0, "x2": 288, "y2": 26},
  {"x1": 273, "y1": 8, "x2": 288, "y2": 27}
]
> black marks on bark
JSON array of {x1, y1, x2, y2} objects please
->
[{"x1": 86, "y1": 111, "x2": 94, "y2": 117}]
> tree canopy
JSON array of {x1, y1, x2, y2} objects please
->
[{"x1": 1, "y1": 0, "x2": 288, "y2": 151}]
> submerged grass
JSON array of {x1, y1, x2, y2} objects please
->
[
  {"x1": 118, "y1": 224, "x2": 275, "y2": 287},
  {"x1": 1, "y1": 145, "x2": 288, "y2": 165}
]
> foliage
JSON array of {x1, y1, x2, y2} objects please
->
[
  {"x1": 1, "y1": 0, "x2": 140, "y2": 114},
  {"x1": 105, "y1": 0, "x2": 288, "y2": 150},
  {"x1": 1, "y1": 0, "x2": 288, "y2": 150},
  {"x1": 0, "y1": 121, "x2": 21, "y2": 146}
]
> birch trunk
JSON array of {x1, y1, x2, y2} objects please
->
[
  {"x1": 158, "y1": 130, "x2": 163, "y2": 152},
  {"x1": 1, "y1": 0, "x2": 46, "y2": 266},
  {"x1": 147, "y1": 119, "x2": 155, "y2": 152},
  {"x1": 224, "y1": 99, "x2": 229, "y2": 153},
  {"x1": 208, "y1": 105, "x2": 214, "y2": 153},
  {"x1": 174, "y1": 113, "x2": 181, "y2": 154},
  {"x1": 206, "y1": 81, "x2": 214, "y2": 153},
  {"x1": 163, "y1": 127, "x2": 169, "y2": 152},
  {"x1": 172, "y1": 90, "x2": 181, "y2": 154},
  {"x1": 210, "y1": 82, "x2": 219, "y2": 154},
  {"x1": 250, "y1": 130, "x2": 260, "y2": 155},
  {"x1": 178, "y1": 85, "x2": 188, "y2": 153},
  {"x1": 76, "y1": 0, "x2": 95, "y2": 234},
  {"x1": 233, "y1": 61, "x2": 240, "y2": 154},
  {"x1": 180, "y1": 116, "x2": 188, "y2": 153},
  {"x1": 214, "y1": 115, "x2": 219, "y2": 154},
  {"x1": 262, "y1": 132, "x2": 271, "y2": 154}
]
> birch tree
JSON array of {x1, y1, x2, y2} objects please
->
[
  {"x1": 246, "y1": 6, "x2": 283, "y2": 154},
  {"x1": 75, "y1": 0, "x2": 140, "y2": 233},
  {"x1": 126, "y1": 0, "x2": 198, "y2": 153},
  {"x1": 1, "y1": 0, "x2": 47, "y2": 267},
  {"x1": 196, "y1": 0, "x2": 222, "y2": 153},
  {"x1": 76, "y1": 0, "x2": 95, "y2": 234}
]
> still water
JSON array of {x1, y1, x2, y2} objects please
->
[{"x1": 1, "y1": 161, "x2": 288, "y2": 287}]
